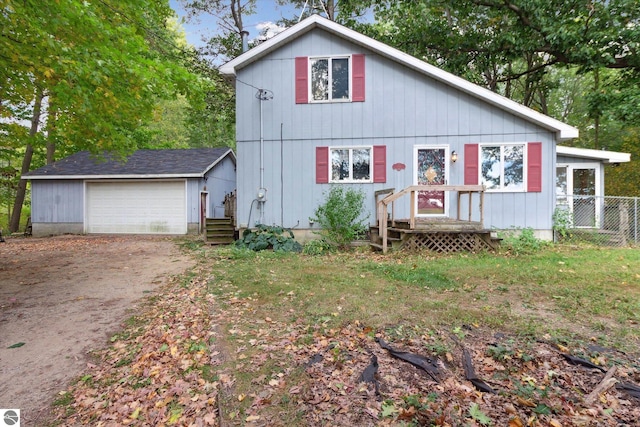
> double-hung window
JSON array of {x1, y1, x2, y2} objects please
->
[
  {"x1": 310, "y1": 56, "x2": 350, "y2": 102},
  {"x1": 480, "y1": 143, "x2": 525, "y2": 191},
  {"x1": 330, "y1": 147, "x2": 371, "y2": 182}
]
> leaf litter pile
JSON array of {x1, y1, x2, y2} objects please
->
[{"x1": 53, "y1": 263, "x2": 640, "y2": 426}]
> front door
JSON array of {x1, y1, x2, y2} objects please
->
[{"x1": 415, "y1": 146, "x2": 449, "y2": 216}]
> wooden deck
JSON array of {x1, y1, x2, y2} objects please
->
[
  {"x1": 372, "y1": 186, "x2": 501, "y2": 253},
  {"x1": 370, "y1": 220, "x2": 500, "y2": 253},
  {"x1": 392, "y1": 217, "x2": 484, "y2": 231}
]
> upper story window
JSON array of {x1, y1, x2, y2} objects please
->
[
  {"x1": 480, "y1": 143, "x2": 525, "y2": 191},
  {"x1": 310, "y1": 56, "x2": 350, "y2": 102},
  {"x1": 296, "y1": 54, "x2": 365, "y2": 104},
  {"x1": 331, "y1": 146, "x2": 371, "y2": 182}
]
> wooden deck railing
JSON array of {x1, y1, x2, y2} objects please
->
[{"x1": 376, "y1": 185, "x2": 486, "y2": 253}]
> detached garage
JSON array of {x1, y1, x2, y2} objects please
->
[{"x1": 24, "y1": 148, "x2": 236, "y2": 237}]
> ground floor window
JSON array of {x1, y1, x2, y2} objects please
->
[
  {"x1": 480, "y1": 143, "x2": 525, "y2": 191},
  {"x1": 330, "y1": 147, "x2": 371, "y2": 182}
]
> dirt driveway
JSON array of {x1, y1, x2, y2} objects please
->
[{"x1": 0, "y1": 235, "x2": 194, "y2": 426}]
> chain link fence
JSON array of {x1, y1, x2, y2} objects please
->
[{"x1": 554, "y1": 196, "x2": 640, "y2": 247}]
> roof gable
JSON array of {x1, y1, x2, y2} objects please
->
[
  {"x1": 25, "y1": 148, "x2": 235, "y2": 180},
  {"x1": 220, "y1": 15, "x2": 578, "y2": 141}
]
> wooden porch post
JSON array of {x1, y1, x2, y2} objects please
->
[
  {"x1": 382, "y1": 203, "x2": 388, "y2": 253},
  {"x1": 479, "y1": 190, "x2": 484, "y2": 228},
  {"x1": 410, "y1": 190, "x2": 416, "y2": 229}
]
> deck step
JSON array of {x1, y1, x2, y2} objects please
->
[
  {"x1": 205, "y1": 217, "x2": 235, "y2": 245},
  {"x1": 369, "y1": 242, "x2": 384, "y2": 252}
]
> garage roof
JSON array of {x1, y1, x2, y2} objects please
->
[{"x1": 24, "y1": 148, "x2": 235, "y2": 180}]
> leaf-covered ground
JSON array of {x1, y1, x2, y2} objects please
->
[{"x1": 51, "y1": 253, "x2": 640, "y2": 426}]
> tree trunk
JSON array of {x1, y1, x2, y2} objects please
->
[
  {"x1": 593, "y1": 68, "x2": 600, "y2": 150},
  {"x1": 46, "y1": 106, "x2": 57, "y2": 164},
  {"x1": 9, "y1": 88, "x2": 44, "y2": 233},
  {"x1": 231, "y1": 0, "x2": 244, "y2": 33},
  {"x1": 325, "y1": 0, "x2": 335, "y2": 20}
]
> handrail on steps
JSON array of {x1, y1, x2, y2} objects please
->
[{"x1": 376, "y1": 185, "x2": 486, "y2": 253}]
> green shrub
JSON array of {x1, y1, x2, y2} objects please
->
[
  {"x1": 310, "y1": 186, "x2": 368, "y2": 247},
  {"x1": 235, "y1": 224, "x2": 302, "y2": 252},
  {"x1": 302, "y1": 238, "x2": 336, "y2": 255},
  {"x1": 499, "y1": 227, "x2": 551, "y2": 255},
  {"x1": 552, "y1": 206, "x2": 574, "y2": 240}
]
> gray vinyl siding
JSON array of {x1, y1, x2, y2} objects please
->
[
  {"x1": 31, "y1": 180, "x2": 84, "y2": 223},
  {"x1": 205, "y1": 155, "x2": 236, "y2": 218},
  {"x1": 235, "y1": 29, "x2": 557, "y2": 231},
  {"x1": 557, "y1": 155, "x2": 599, "y2": 165},
  {"x1": 187, "y1": 179, "x2": 201, "y2": 224},
  {"x1": 186, "y1": 155, "x2": 236, "y2": 223}
]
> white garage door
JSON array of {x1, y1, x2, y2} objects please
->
[{"x1": 86, "y1": 181, "x2": 187, "y2": 234}]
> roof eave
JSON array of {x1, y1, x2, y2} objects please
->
[
  {"x1": 220, "y1": 17, "x2": 323, "y2": 76},
  {"x1": 23, "y1": 174, "x2": 204, "y2": 180},
  {"x1": 202, "y1": 148, "x2": 236, "y2": 175},
  {"x1": 557, "y1": 146, "x2": 631, "y2": 163}
]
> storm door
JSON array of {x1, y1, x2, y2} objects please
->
[
  {"x1": 556, "y1": 164, "x2": 600, "y2": 228},
  {"x1": 415, "y1": 146, "x2": 449, "y2": 216},
  {"x1": 572, "y1": 167, "x2": 598, "y2": 227}
]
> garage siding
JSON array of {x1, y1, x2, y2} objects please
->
[
  {"x1": 31, "y1": 180, "x2": 84, "y2": 223},
  {"x1": 86, "y1": 181, "x2": 187, "y2": 234}
]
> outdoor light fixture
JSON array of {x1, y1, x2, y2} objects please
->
[{"x1": 451, "y1": 151, "x2": 458, "y2": 163}]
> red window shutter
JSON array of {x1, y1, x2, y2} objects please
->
[
  {"x1": 464, "y1": 144, "x2": 479, "y2": 185},
  {"x1": 316, "y1": 146, "x2": 329, "y2": 183},
  {"x1": 373, "y1": 145, "x2": 386, "y2": 183},
  {"x1": 352, "y1": 54, "x2": 365, "y2": 102},
  {"x1": 527, "y1": 142, "x2": 542, "y2": 192},
  {"x1": 295, "y1": 57, "x2": 308, "y2": 104}
]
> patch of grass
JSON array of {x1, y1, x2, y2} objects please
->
[
  {"x1": 208, "y1": 245, "x2": 640, "y2": 349},
  {"x1": 200, "y1": 244, "x2": 640, "y2": 423},
  {"x1": 176, "y1": 237, "x2": 204, "y2": 252},
  {"x1": 364, "y1": 262, "x2": 457, "y2": 290},
  {"x1": 53, "y1": 391, "x2": 74, "y2": 407}
]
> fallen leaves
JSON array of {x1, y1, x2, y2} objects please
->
[
  {"x1": 51, "y1": 254, "x2": 640, "y2": 427},
  {"x1": 51, "y1": 267, "x2": 220, "y2": 426}
]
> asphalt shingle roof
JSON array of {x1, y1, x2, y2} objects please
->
[{"x1": 25, "y1": 148, "x2": 233, "y2": 178}]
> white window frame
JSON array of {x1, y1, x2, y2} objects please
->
[
  {"x1": 479, "y1": 142, "x2": 527, "y2": 193},
  {"x1": 556, "y1": 163, "x2": 570, "y2": 207},
  {"x1": 308, "y1": 55, "x2": 352, "y2": 103},
  {"x1": 556, "y1": 162, "x2": 602, "y2": 228},
  {"x1": 329, "y1": 146, "x2": 373, "y2": 183}
]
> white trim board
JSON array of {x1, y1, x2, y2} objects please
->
[{"x1": 557, "y1": 146, "x2": 631, "y2": 164}]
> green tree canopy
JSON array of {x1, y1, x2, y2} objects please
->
[{"x1": 1, "y1": 0, "x2": 210, "y2": 231}]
